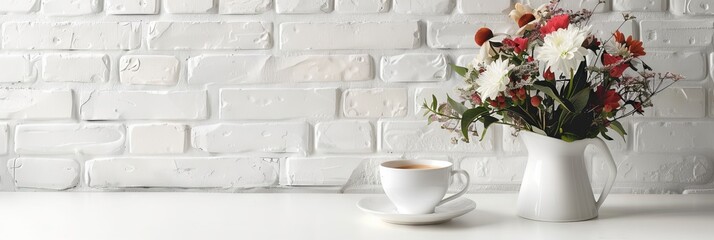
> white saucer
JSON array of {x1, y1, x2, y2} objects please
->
[{"x1": 357, "y1": 196, "x2": 476, "y2": 225}]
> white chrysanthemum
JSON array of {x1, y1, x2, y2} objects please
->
[
  {"x1": 475, "y1": 58, "x2": 513, "y2": 100},
  {"x1": 536, "y1": 25, "x2": 590, "y2": 78},
  {"x1": 605, "y1": 42, "x2": 630, "y2": 58}
]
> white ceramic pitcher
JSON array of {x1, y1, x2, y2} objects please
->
[{"x1": 517, "y1": 131, "x2": 617, "y2": 222}]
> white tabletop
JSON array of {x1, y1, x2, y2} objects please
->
[{"x1": 1, "y1": 192, "x2": 712, "y2": 240}]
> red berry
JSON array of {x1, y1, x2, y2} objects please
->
[{"x1": 531, "y1": 96, "x2": 542, "y2": 107}]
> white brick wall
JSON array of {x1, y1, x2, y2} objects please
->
[
  {"x1": 42, "y1": 54, "x2": 109, "y2": 83},
  {"x1": 0, "y1": 0, "x2": 711, "y2": 193}
]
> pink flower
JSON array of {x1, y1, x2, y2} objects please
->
[
  {"x1": 540, "y1": 14, "x2": 570, "y2": 35},
  {"x1": 471, "y1": 93, "x2": 483, "y2": 105}
]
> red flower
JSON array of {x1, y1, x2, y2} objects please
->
[
  {"x1": 593, "y1": 86, "x2": 621, "y2": 113},
  {"x1": 503, "y1": 37, "x2": 528, "y2": 54},
  {"x1": 474, "y1": 28, "x2": 494, "y2": 47},
  {"x1": 613, "y1": 31, "x2": 646, "y2": 57},
  {"x1": 543, "y1": 67, "x2": 555, "y2": 81},
  {"x1": 540, "y1": 15, "x2": 570, "y2": 35},
  {"x1": 633, "y1": 102, "x2": 644, "y2": 114},
  {"x1": 602, "y1": 53, "x2": 628, "y2": 78}
]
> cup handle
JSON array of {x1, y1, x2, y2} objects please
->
[
  {"x1": 591, "y1": 138, "x2": 618, "y2": 210},
  {"x1": 437, "y1": 170, "x2": 470, "y2": 206}
]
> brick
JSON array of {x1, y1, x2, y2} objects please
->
[
  {"x1": 219, "y1": 0, "x2": 271, "y2": 14},
  {"x1": 343, "y1": 88, "x2": 408, "y2": 118},
  {"x1": 393, "y1": 0, "x2": 454, "y2": 14},
  {"x1": 645, "y1": 88, "x2": 706, "y2": 118},
  {"x1": 285, "y1": 157, "x2": 369, "y2": 186},
  {"x1": 188, "y1": 54, "x2": 270, "y2": 85},
  {"x1": 220, "y1": 88, "x2": 338, "y2": 120},
  {"x1": 635, "y1": 121, "x2": 714, "y2": 153},
  {"x1": 0, "y1": 124, "x2": 7, "y2": 155},
  {"x1": 7, "y1": 158, "x2": 80, "y2": 190},
  {"x1": 640, "y1": 20, "x2": 714, "y2": 47},
  {"x1": 0, "y1": 55, "x2": 35, "y2": 83},
  {"x1": 671, "y1": 0, "x2": 714, "y2": 15},
  {"x1": 276, "y1": 55, "x2": 373, "y2": 82},
  {"x1": 613, "y1": 0, "x2": 667, "y2": 12},
  {"x1": 80, "y1": 91, "x2": 207, "y2": 120},
  {"x1": 2, "y1": 22, "x2": 141, "y2": 50},
  {"x1": 381, "y1": 54, "x2": 449, "y2": 82},
  {"x1": 0, "y1": 89, "x2": 72, "y2": 120},
  {"x1": 315, "y1": 121, "x2": 374, "y2": 153},
  {"x1": 460, "y1": 156, "x2": 526, "y2": 184},
  {"x1": 191, "y1": 122, "x2": 309, "y2": 154},
  {"x1": 119, "y1": 55, "x2": 180, "y2": 86},
  {"x1": 502, "y1": 127, "x2": 525, "y2": 153},
  {"x1": 165, "y1": 0, "x2": 214, "y2": 13},
  {"x1": 15, "y1": 124, "x2": 125, "y2": 155},
  {"x1": 593, "y1": 155, "x2": 712, "y2": 184},
  {"x1": 457, "y1": 0, "x2": 510, "y2": 14},
  {"x1": 42, "y1": 0, "x2": 100, "y2": 16},
  {"x1": 42, "y1": 54, "x2": 109, "y2": 83},
  {"x1": 335, "y1": 0, "x2": 390, "y2": 13},
  {"x1": 640, "y1": 51, "x2": 707, "y2": 82},
  {"x1": 128, "y1": 124, "x2": 186, "y2": 154},
  {"x1": 148, "y1": 22, "x2": 272, "y2": 50},
  {"x1": 427, "y1": 22, "x2": 515, "y2": 49},
  {"x1": 106, "y1": 0, "x2": 158, "y2": 14},
  {"x1": 86, "y1": 157, "x2": 279, "y2": 188},
  {"x1": 280, "y1": 22, "x2": 420, "y2": 50},
  {"x1": 457, "y1": 54, "x2": 478, "y2": 66},
  {"x1": 522, "y1": 0, "x2": 610, "y2": 12},
  {"x1": 276, "y1": 0, "x2": 332, "y2": 13},
  {"x1": 380, "y1": 120, "x2": 494, "y2": 153},
  {"x1": 0, "y1": 0, "x2": 37, "y2": 12},
  {"x1": 588, "y1": 21, "x2": 634, "y2": 41}
]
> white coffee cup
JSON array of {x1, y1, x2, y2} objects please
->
[{"x1": 380, "y1": 160, "x2": 470, "y2": 214}]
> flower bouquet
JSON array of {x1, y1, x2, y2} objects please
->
[
  {"x1": 423, "y1": 0, "x2": 683, "y2": 143},
  {"x1": 422, "y1": 0, "x2": 684, "y2": 222}
]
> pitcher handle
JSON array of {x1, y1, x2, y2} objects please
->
[
  {"x1": 591, "y1": 138, "x2": 618, "y2": 210},
  {"x1": 437, "y1": 170, "x2": 470, "y2": 206}
]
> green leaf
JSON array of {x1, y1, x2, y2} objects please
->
[
  {"x1": 479, "y1": 116, "x2": 499, "y2": 141},
  {"x1": 561, "y1": 132, "x2": 579, "y2": 142},
  {"x1": 609, "y1": 120, "x2": 627, "y2": 140},
  {"x1": 569, "y1": 87, "x2": 591, "y2": 113},
  {"x1": 451, "y1": 64, "x2": 469, "y2": 78},
  {"x1": 600, "y1": 128, "x2": 614, "y2": 141},
  {"x1": 505, "y1": 107, "x2": 539, "y2": 128},
  {"x1": 447, "y1": 95, "x2": 468, "y2": 115},
  {"x1": 565, "y1": 61, "x2": 589, "y2": 98},
  {"x1": 460, "y1": 107, "x2": 489, "y2": 141},
  {"x1": 431, "y1": 95, "x2": 438, "y2": 111},
  {"x1": 531, "y1": 81, "x2": 575, "y2": 112}
]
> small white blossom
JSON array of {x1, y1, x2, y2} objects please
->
[
  {"x1": 536, "y1": 25, "x2": 590, "y2": 78},
  {"x1": 475, "y1": 58, "x2": 513, "y2": 100}
]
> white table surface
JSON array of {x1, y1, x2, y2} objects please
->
[{"x1": 1, "y1": 192, "x2": 712, "y2": 240}]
